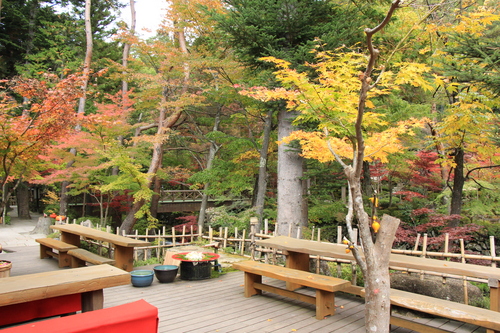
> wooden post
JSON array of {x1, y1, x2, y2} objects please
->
[
  {"x1": 241, "y1": 229, "x2": 246, "y2": 256},
  {"x1": 224, "y1": 227, "x2": 228, "y2": 249},
  {"x1": 487, "y1": 278, "x2": 500, "y2": 333},
  {"x1": 337, "y1": 226, "x2": 342, "y2": 244},
  {"x1": 460, "y1": 239, "x2": 469, "y2": 305},
  {"x1": 171, "y1": 227, "x2": 176, "y2": 247},
  {"x1": 315, "y1": 229, "x2": 321, "y2": 274},
  {"x1": 250, "y1": 217, "x2": 258, "y2": 260},
  {"x1": 490, "y1": 236, "x2": 497, "y2": 268},
  {"x1": 443, "y1": 233, "x2": 449, "y2": 284},
  {"x1": 264, "y1": 219, "x2": 268, "y2": 234},
  {"x1": 420, "y1": 234, "x2": 428, "y2": 280}
]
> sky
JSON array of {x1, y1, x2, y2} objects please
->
[{"x1": 119, "y1": 0, "x2": 167, "y2": 38}]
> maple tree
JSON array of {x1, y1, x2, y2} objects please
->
[
  {"x1": 0, "y1": 74, "x2": 84, "y2": 222},
  {"x1": 116, "y1": 0, "x2": 232, "y2": 233},
  {"x1": 426, "y1": 5, "x2": 500, "y2": 225},
  {"x1": 240, "y1": 1, "x2": 446, "y2": 330},
  {"x1": 214, "y1": 0, "x2": 380, "y2": 235}
]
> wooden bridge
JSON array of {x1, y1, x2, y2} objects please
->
[
  {"x1": 67, "y1": 190, "x2": 243, "y2": 213},
  {"x1": 157, "y1": 190, "x2": 224, "y2": 213}
]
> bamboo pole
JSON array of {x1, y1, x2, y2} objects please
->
[
  {"x1": 224, "y1": 227, "x2": 228, "y2": 249},
  {"x1": 414, "y1": 233, "x2": 421, "y2": 251},
  {"x1": 460, "y1": 239, "x2": 469, "y2": 305},
  {"x1": 490, "y1": 236, "x2": 497, "y2": 268},
  {"x1": 240, "y1": 229, "x2": 246, "y2": 256}
]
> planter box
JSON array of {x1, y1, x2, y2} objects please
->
[
  {"x1": 180, "y1": 261, "x2": 212, "y2": 280},
  {"x1": 0, "y1": 260, "x2": 12, "y2": 278}
]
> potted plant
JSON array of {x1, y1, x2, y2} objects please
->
[
  {"x1": 171, "y1": 252, "x2": 220, "y2": 281},
  {"x1": 0, "y1": 260, "x2": 12, "y2": 278}
]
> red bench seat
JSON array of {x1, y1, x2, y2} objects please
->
[
  {"x1": 1, "y1": 299, "x2": 158, "y2": 333},
  {"x1": 0, "y1": 294, "x2": 81, "y2": 327}
]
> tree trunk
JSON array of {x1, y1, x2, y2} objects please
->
[
  {"x1": 150, "y1": 176, "x2": 161, "y2": 218},
  {"x1": 448, "y1": 147, "x2": 464, "y2": 227},
  {"x1": 253, "y1": 109, "x2": 273, "y2": 231},
  {"x1": 197, "y1": 107, "x2": 221, "y2": 233},
  {"x1": 276, "y1": 108, "x2": 307, "y2": 237},
  {"x1": 362, "y1": 161, "x2": 372, "y2": 197},
  {"x1": 30, "y1": 217, "x2": 52, "y2": 235},
  {"x1": 122, "y1": 0, "x2": 136, "y2": 96},
  {"x1": 121, "y1": 23, "x2": 190, "y2": 234},
  {"x1": 59, "y1": 0, "x2": 93, "y2": 216},
  {"x1": 16, "y1": 181, "x2": 31, "y2": 219}
]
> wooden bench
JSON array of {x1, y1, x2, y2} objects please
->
[
  {"x1": 0, "y1": 299, "x2": 158, "y2": 333},
  {"x1": 0, "y1": 264, "x2": 130, "y2": 327},
  {"x1": 390, "y1": 288, "x2": 500, "y2": 333},
  {"x1": 51, "y1": 224, "x2": 150, "y2": 272},
  {"x1": 36, "y1": 238, "x2": 78, "y2": 268},
  {"x1": 68, "y1": 248, "x2": 116, "y2": 268},
  {"x1": 233, "y1": 260, "x2": 351, "y2": 320},
  {"x1": 257, "y1": 235, "x2": 500, "y2": 332}
]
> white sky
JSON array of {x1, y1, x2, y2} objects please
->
[{"x1": 119, "y1": 0, "x2": 167, "y2": 37}]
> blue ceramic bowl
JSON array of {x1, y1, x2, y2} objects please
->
[
  {"x1": 153, "y1": 265, "x2": 178, "y2": 283},
  {"x1": 130, "y1": 270, "x2": 154, "y2": 287}
]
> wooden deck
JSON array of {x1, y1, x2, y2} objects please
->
[{"x1": 0, "y1": 245, "x2": 486, "y2": 333}]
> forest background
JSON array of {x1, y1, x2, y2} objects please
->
[{"x1": 1, "y1": 0, "x2": 499, "y2": 257}]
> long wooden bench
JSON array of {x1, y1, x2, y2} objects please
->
[
  {"x1": 36, "y1": 238, "x2": 78, "y2": 268},
  {"x1": 390, "y1": 288, "x2": 500, "y2": 333},
  {"x1": 51, "y1": 224, "x2": 150, "y2": 272},
  {"x1": 257, "y1": 235, "x2": 500, "y2": 333},
  {"x1": 0, "y1": 265, "x2": 129, "y2": 327},
  {"x1": 233, "y1": 260, "x2": 351, "y2": 319},
  {"x1": 68, "y1": 248, "x2": 115, "y2": 268}
]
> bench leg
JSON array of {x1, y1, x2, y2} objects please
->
[
  {"x1": 71, "y1": 256, "x2": 86, "y2": 268},
  {"x1": 81, "y1": 289, "x2": 104, "y2": 312},
  {"x1": 40, "y1": 244, "x2": 51, "y2": 259},
  {"x1": 487, "y1": 279, "x2": 500, "y2": 333},
  {"x1": 114, "y1": 246, "x2": 134, "y2": 272},
  {"x1": 286, "y1": 251, "x2": 310, "y2": 291},
  {"x1": 58, "y1": 251, "x2": 72, "y2": 268},
  {"x1": 315, "y1": 289, "x2": 335, "y2": 319},
  {"x1": 244, "y1": 272, "x2": 262, "y2": 297}
]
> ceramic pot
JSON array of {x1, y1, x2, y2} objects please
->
[
  {"x1": 130, "y1": 270, "x2": 154, "y2": 287},
  {"x1": 153, "y1": 265, "x2": 178, "y2": 283}
]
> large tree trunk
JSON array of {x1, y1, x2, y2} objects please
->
[
  {"x1": 253, "y1": 109, "x2": 273, "y2": 231},
  {"x1": 121, "y1": 25, "x2": 189, "y2": 233},
  {"x1": 59, "y1": 0, "x2": 93, "y2": 216},
  {"x1": 197, "y1": 108, "x2": 221, "y2": 233},
  {"x1": 448, "y1": 147, "x2": 464, "y2": 227},
  {"x1": 276, "y1": 108, "x2": 307, "y2": 237},
  {"x1": 16, "y1": 181, "x2": 31, "y2": 219}
]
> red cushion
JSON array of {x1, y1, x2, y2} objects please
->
[
  {"x1": 0, "y1": 294, "x2": 81, "y2": 326},
  {"x1": 1, "y1": 299, "x2": 158, "y2": 333}
]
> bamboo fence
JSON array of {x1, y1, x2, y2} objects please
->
[{"x1": 73, "y1": 219, "x2": 499, "y2": 290}]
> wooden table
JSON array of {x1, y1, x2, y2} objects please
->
[
  {"x1": 0, "y1": 264, "x2": 130, "y2": 314},
  {"x1": 257, "y1": 235, "x2": 500, "y2": 312},
  {"x1": 51, "y1": 224, "x2": 150, "y2": 272}
]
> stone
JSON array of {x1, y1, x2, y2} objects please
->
[{"x1": 390, "y1": 271, "x2": 484, "y2": 305}]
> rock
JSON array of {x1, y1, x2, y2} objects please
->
[
  {"x1": 390, "y1": 272, "x2": 484, "y2": 305},
  {"x1": 80, "y1": 220, "x2": 94, "y2": 228}
]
